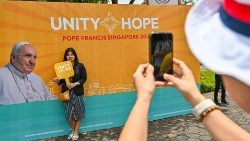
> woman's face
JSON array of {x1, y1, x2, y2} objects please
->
[{"x1": 66, "y1": 51, "x2": 75, "y2": 62}]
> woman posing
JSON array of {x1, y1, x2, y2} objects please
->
[{"x1": 54, "y1": 48, "x2": 87, "y2": 140}]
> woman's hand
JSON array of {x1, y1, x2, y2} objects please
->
[
  {"x1": 133, "y1": 64, "x2": 155, "y2": 102},
  {"x1": 67, "y1": 82, "x2": 79, "y2": 90},
  {"x1": 157, "y1": 58, "x2": 205, "y2": 106}
]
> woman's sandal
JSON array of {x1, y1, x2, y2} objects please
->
[
  {"x1": 72, "y1": 135, "x2": 79, "y2": 141},
  {"x1": 67, "y1": 133, "x2": 74, "y2": 139}
]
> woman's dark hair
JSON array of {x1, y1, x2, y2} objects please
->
[{"x1": 63, "y1": 47, "x2": 79, "y2": 65}]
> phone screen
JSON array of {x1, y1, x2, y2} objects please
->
[{"x1": 149, "y1": 33, "x2": 173, "y2": 81}]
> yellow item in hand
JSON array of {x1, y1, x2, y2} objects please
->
[{"x1": 54, "y1": 61, "x2": 74, "y2": 85}]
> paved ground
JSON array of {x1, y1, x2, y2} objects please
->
[{"x1": 39, "y1": 92, "x2": 250, "y2": 141}]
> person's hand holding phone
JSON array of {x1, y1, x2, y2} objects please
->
[
  {"x1": 157, "y1": 58, "x2": 205, "y2": 106},
  {"x1": 133, "y1": 64, "x2": 155, "y2": 102}
]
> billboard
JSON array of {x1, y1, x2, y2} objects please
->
[{"x1": 0, "y1": 1, "x2": 197, "y2": 140}]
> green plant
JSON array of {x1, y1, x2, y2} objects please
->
[{"x1": 200, "y1": 69, "x2": 215, "y2": 93}]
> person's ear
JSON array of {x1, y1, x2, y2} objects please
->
[{"x1": 10, "y1": 54, "x2": 16, "y2": 60}]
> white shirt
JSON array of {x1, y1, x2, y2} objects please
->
[{"x1": 0, "y1": 63, "x2": 52, "y2": 105}]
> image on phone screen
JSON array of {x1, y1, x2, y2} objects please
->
[{"x1": 150, "y1": 33, "x2": 173, "y2": 81}]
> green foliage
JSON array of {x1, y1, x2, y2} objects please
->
[
  {"x1": 182, "y1": 0, "x2": 198, "y2": 5},
  {"x1": 200, "y1": 69, "x2": 215, "y2": 93}
]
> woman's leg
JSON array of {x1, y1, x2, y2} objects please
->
[
  {"x1": 74, "y1": 120, "x2": 81, "y2": 136},
  {"x1": 67, "y1": 120, "x2": 76, "y2": 139},
  {"x1": 70, "y1": 120, "x2": 76, "y2": 134}
]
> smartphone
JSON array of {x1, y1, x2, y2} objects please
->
[{"x1": 149, "y1": 32, "x2": 173, "y2": 81}]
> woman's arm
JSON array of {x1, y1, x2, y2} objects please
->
[
  {"x1": 68, "y1": 63, "x2": 87, "y2": 88},
  {"x1": 119, "y1": 97, "x2": 151, "y2": 141},
  {"x1": 67, "y1": 63, "x2": 87, "y2": 89},
  {"x1": 119, "y1": 64, "x2": 155, "y2": 141},
  {"x1": 162, "y1": 58, "x2": 250, "y2": 141},
  {"x1": 78, "y1": 63, "x2": 87, "y2": 85},
  {"x1": 202, "y1": 110, "x2": 250, "y2": 141}
]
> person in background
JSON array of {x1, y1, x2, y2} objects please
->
[
  {"x1": 214, "y1": 73, "x2": 227, "y2": 106},
  {"x1": 0, "y1": 41, "x2": 51, "y2": 105},
  {"x1": 54, "y1": 48, "x2": 87, "y2": 141},
  {"x1": 119, "y1": 0, "x2": 250, "y2": 140}
]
